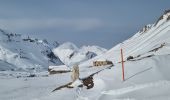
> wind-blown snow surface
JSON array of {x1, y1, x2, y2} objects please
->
[{"x1": 0, "y1": 11, "x2": 170, "y2": 100}]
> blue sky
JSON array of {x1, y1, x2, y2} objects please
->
[{"x1": 0, "y1": 0, "x2": 170, "y2": 49}]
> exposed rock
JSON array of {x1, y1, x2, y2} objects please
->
[{"x1": 127, "y1": 56, "x2": 134, "y2": 61}]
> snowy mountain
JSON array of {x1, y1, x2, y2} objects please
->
[
  {"x1": 1, "y1": 10, "x2": 170, "y2": 100},
  {"x1": 52, "y1": 42, "x2": 107, "y2": 66},
  {"x1": 73, "y1": 9, "x2": 170, "y2": 99},
  {"x1": 51, "y1": 10, "x2": 170, "y2": 100},
  {"x1": 0, "y1": 29, "x2": 107, "y2": 72},
  {"x1": 80, "y1": 10, "x2": 170, "y2": 66},
  {"x1": 0, "y1": 29, "x2": 63, "y2": 72}
]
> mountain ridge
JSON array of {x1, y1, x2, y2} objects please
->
[{"x1": 0, "y1": 29, "x2": 107, "y2": 71}]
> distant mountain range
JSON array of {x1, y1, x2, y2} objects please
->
[{"x1": 0, "y1": 29, "x2": 107, "y2": 72}]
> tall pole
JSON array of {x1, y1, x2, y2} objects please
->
[{"x1": 121, "y1": 48, "x2": 125, "y2": 81}]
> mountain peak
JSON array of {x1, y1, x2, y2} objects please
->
[
  {"x1": 52, "y1": 42, "x2": 107, "y2": 66},
  {"x1": 155, "y1": 9, "x2": 170, "y2": 26}
]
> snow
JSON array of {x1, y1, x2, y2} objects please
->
[
  {"x1": 49, "y1": 65, "x2": 70, "y2": 71},
  {"x1": 53, "y1": 42, "x2": 107, "y2": 67},
  {"x1": 102, "y1": 80, "x2": 170, "y2": 96},
  {"x1": 0, "y1": 30, "x2": 63, "y2": 72},
  {"x1": 0, "y1": 10, "x2": 170, "y2": 100},
  {"x1": 69, "y1": 80, "x2": 82, "y2": 87}
]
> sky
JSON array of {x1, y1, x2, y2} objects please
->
[{"x1": 0, "y1": 0, "x2": 170, "y2": 49}]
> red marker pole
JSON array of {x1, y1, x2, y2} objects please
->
[{"x1": 121, "y1": 48, "x2": 125, "y2": 81}]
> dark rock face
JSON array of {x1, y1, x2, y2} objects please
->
[
  {"x1": 127, "y1": 56, "x2": 134, "y2": 61},
  {"x1": 69, "y1": 52, "x2": 75, "y2": 59},
  {"x1": 27, "y1": 74, "x2": 36, "y2": 77},
  {"x1": 155, "y1": 9, "x2": 170, "y2": 26},
  {"x1": 139, "y1": 25, "x2": 152, "y2": 34},
  {"x1": 164, "y1": 9, "x2": 170, "y2": 15},
  {"x1": 149, "y1": 43, "x2": 165, "y2": 52},
  {"x1": 42, "y1": 49, "x2": 63, "y2": 65},
  {"x1": 53, "y1": 41, "x2": 59, "y2": 48},
  {"x1": 86, "y1": 51, "x2": 97, "y2": 59}
]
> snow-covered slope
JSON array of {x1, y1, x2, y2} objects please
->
[
  {"x1": 71, "y1": 9, "x2": 170, "y2": 99},
  {"x1": 0, "y1": 29, "x2": 106, "y2": 71},
  {"x1": 80, "y1": 10, "x2": 170, "y2": 67},
  {"x1": 53, "y1": 42, "x2": 107, "y2": 66},
  {"x1": 0, "y1": 29, "x2": 62, "y2": 72},
  {"x1": 1, "y1": 10, "x2": 170, "y2": 100}
]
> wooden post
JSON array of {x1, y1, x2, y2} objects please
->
[{"x1": 121, "y1": 48, "x2": 125, "y2": 81}]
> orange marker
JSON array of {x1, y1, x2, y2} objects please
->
[{"x1": 121, "y1": 48, "x2": 125, "y2": 81}]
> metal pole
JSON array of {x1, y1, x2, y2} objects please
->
[{"x1": 121, "y1": 48, "x2": 125, "y2": 81}]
